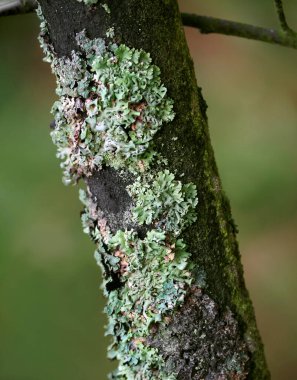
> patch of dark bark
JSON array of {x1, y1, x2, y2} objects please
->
[{"x1": 148, "y1": 286, "x2": 250, "y2": 380}]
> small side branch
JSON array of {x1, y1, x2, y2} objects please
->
[
  {"x1": 0, "y1": 0, "x2": 37, "y2": 17},
  {"x1": 273, "y1": 0, "x2": 293, "y2": 33},
  {"x1": 182, "y1": 13, "x2": 297, "y2": 50}
]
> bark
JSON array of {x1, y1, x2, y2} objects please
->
[{"x1": 37, "y1": 0, "x2": 270, "y2": 378}]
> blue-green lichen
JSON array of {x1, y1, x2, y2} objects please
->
[
  {"x1": 38, "y1": 9, "x2": 199, "y2": 378},
  {"x1": 79, "y1": 162, "x2": 198, "y2": 378},
  {"x1": 49, "y1": 30, "x2": 174, "y2": 184},
  {"x1": 80, "y1": 184, "x2": 194, "y2": 379},
  {"x1": 129, "y1": 169, "x2": 198, "y2": 236}
]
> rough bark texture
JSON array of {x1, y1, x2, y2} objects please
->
[{"x1": 38, "y1": 0, "x2": 270, "y2": 378}]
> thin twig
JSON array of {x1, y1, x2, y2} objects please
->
[
  {"x1": 273, "y1": 0, "x2": 293, "y2": 33},
  {"x1": 0, "y1": 0, "x2": 37, "y2": 17},
  {"x1": 182, "y1": 13, "x2": 297, "y2": 50}
]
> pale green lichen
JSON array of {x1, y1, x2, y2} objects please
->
[
  {"x1": 101, "y1": 3, "x2": 111, "y2": 14},
  {"x1": 36, "y1": 4, "x2": 53, "y2": 63},
  {"x1": 48, "y1": 30, "x2": 174, "y2": 184},
  {"x1": 80, "y1": 186, "x2": 194, "y2": 379},
  {"x1": 37, "y1": 9, "x2": 199, "y2": 378},
  {"x1": 79, "y1": 164, "x2": 198, "y2": 378},
  {"x1": 77, "y1": 0, "x2": 99, "y2": 5},
  {"x1": 106, "y1": 27, "x2": 115, "y2": 39},
  {"x1": 129, "y1": 169, "x2": 198, "y2": 236}
]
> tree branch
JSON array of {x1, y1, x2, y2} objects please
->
[
  {"x1": 0, "y1": 0, "x2": 37, "y2": 17},
  {"x1": 181, "y1": 13, "x2": 297, "y2": 50},
  {"x1": 273, "y1": 0, "x2": 293, "y2": 33},
  {"x1": 37, "y1": 0, "x2": 270, "y2": 377}
]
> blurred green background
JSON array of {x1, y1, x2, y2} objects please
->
[{"x1": 0, "y1": 1, "x2": 296, "y2": 379}]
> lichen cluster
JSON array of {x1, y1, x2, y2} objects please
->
[
  {"x1": 129, "y1": 170, "x2": 198, "y2": 236},
  {"x1": 48, "y1": 30, "x2": 174, "y2": 184},
  {"x1": 37, "y1": 5, "x2": 198, "y2": 379},
  {"x1": 79, "y1": 163, "x2": 197, "y2": 378},
  {"x1": 80, "y1": 189, "x2": 194, "y2": 379}
]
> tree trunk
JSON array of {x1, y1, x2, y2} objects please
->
[{"x1": 37, "y1": 0, "x2": 270, "y2": 378}]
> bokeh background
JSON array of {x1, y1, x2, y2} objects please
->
[{"x1": 0, "y1": 0, "x2": 296, "y2": 378}]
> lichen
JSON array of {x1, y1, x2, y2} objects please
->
[
  {"x1": 80, "y1": 176, "x2": 196, "y2": 378},
  {"x1": 45, "y1": 29, "x2": 174, "y2": 184},
  {"x1": 36, "y1": 4, "x2": 52, "y2": 63},
  {"x1": 129, "y1": 169, "x2": 198, "y2": 236},
  {"x1": 101, "y1": 3, "x2": 111, "y2": 14},
  {"x1": 79, "y1": 167, "x2": 198, "y2": 375},
  {"x1": 106, "y1": 27, "x2": 115, "y2": 39},
  {"x1": 37, "y1": 6, "x2": 201, "y2": 378},
  {"x1": 76, "y1": 0, "x2": 99, "y2": 5}
]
